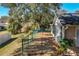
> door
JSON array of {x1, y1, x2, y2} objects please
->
[{"x1": 76, "y1": 28, "x2": 79, "y2": 47}]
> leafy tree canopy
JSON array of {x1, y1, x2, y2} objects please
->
[{"x1": 1, "y1": 3, "x2": 62, "y2": 34}]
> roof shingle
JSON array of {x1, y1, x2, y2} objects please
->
[{"x1": 59, "y1": 15, "x2": 79, "y2": 25}]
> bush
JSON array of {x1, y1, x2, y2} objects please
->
[
  {"x1": 59, "y1": 38, "x2": 74, "y2": 50},
  {"x1": 56, "y1": 47, "x2": 65, "y2": 55},
  {"x1": 56, "y1": 39, "x2": 75, "y2": 55},
  {"x1": 0, "y1": 26, "x2": 6, "y2": 31},
  {"x1": 8, "y1": 21, "x2": 22, "y2": 34}
]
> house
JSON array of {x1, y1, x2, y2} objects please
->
[
  {"x1": 0, "y1": 16, "x2": 8, "y2": 31},
  {"x1": 0, "y1": 22, "x2": 8, "y2": 31},
  {"x1": 51, "y1": 13, "x2": 79, "y2": 47}
]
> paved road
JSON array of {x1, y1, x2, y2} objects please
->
[{"x1": 0, "y1": 31, "x2": 11, "y2": 45}]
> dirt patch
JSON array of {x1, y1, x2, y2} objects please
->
[
  {"x1": 22, "y1": 32, "x2": 59, "y2": 56},
  {"x1": 0, "y1": 32, "x2": 58, "y2": 56}
]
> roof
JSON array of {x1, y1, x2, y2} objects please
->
[{"x1": 59, "y1": 14, "x2": 79, "y2": 25}]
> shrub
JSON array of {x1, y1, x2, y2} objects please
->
[
  {"x1": 0, "y1": 26, "x2": 6, "y2": 31},
  {"x1": 59, "y1": 38, "x2": 74, "y2": 50},
  {"x1": 7, "y1": 21, "x2": 22, "y2": 34},
  {"x1": 56, "y1": 38, "x2": 75, "y2": 55}
]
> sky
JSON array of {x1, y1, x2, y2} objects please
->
[
  {"x1": 0, "y1": 3, "x2": 79, "y2": 17},
  {"x1": 61, "y1": 3, "x2": 79, "y2": 13},
  {"x1": 0, "y1": 6, "x2": 9, "y2": 17}
]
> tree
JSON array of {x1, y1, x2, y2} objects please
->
[
  {"x1": 0, "y1": 16, "x2": 9, "y2": 23},
  {"x1": 29, "y1": 3, "x2": 62, "y2": 29},
  {"x1": 1, "y1": 3, "x2": 62, "y2": 34},
  {"x1": 7, "y1": 17, "x2": 22, "y2": 34}
]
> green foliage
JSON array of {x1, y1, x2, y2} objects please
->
[
  {"x1": 56, "y1": 38, "x2": 75, "y2": 55},
  {"x1": 7, "y1": 18, "x2": 22, "y2": 34},
  {"x1": 56, "y1": 47, "x2": 65, "y2": 55},
  {"x1": 1, "y1": 3, "x2": 17, "y2": 8},
  {"x1": 59, "y1": 38, "x2": 74, "y2": 50},
  {"x1": 1, "y1": 3, "x2": 62, "y2": 34},
  {"x1": 0, "y1": 27, "x2": 6, "y2": 31}
]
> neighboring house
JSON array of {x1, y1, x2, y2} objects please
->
[
  {"x1": 0, "y1": 16, "x2": 8, "y2": 31},
  {"x1": 0, "y1": 23, "x2": 7, "y2": 31},
  {"x1": 51, "y1": 13, "x2": 79, "y2": 47}
]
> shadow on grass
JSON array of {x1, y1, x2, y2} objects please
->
[{"x1": 0, "y1": 38, "x2": 17, "y2": 48}]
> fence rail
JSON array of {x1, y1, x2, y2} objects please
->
[{"x1": 21, "y1": 29, "x2": 40, "y2": 55}]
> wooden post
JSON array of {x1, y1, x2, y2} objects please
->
[
  {"x1": 22, "y1": 38, "x2": 24, "y2": 56},
  {"x1": 50, "y1": 24, "x2": 54, "y2": 37}
]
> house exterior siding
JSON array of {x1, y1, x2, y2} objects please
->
[
  {"x1": 65, "y1": 26, "x2": 76, "y2": 40},
  {"x1": 52, "y1": 14, "x2": 79, "y2": 47}
]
